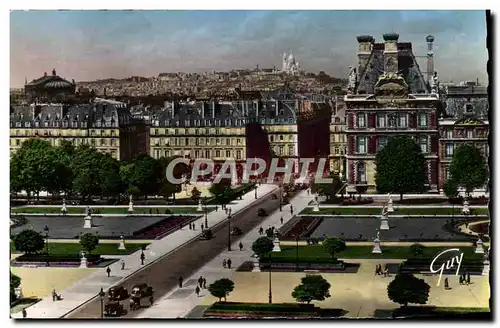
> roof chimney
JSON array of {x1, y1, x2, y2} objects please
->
[
  {"x1": 356, "y1": 35, "x2": 374, "y2": 80},
  {"x1": 426, "y1": 35, "x2": 435, "y2": 87},
  {"x1": 383, "y1": 33, "x2": 399, "y2": 73}
]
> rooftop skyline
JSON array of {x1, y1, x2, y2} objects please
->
[{"x1": 10, "y1": 10, "x2": 488, "y2": 88}]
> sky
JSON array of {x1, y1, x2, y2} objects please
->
[{"x1": 10, "y1": 10, "x2": 488, "y2": 87}]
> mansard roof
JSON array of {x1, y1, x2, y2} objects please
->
[{"x1": 356, "y1": 42, "x2": 429, "y2": 95}]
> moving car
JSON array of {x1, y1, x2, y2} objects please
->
[
  {"x1": 104, "y1": 301, "x2": 126, "y2": 317},
  {"x1": 200, "y1": 229, "x2": 213, "y2": 240},
  {"x1": 230, "y1": 227, "x2": 242, "y2": 236},
  {"x1": 257, "y1": 208, "x2": 268, "y2": 217},
  {"x1": 130, "y1": 283, "x2": 154, "y2": 299},
  {"x1": 108, "y1": 286, "x2": 129, "y2": 301}
]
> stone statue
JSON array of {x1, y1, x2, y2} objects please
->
[
  {"x1": 431, "y1": 71, "x2": 440, "y2": 93},
  {"x1": 129, "y1": 194, "x2": 133, "y2": 203},
  {"x1": 347, "y1": 66, "x2": 357, "y2": 93},
  {"x1": 376, "y1": 229, "x2": 380, "y2": 240}
]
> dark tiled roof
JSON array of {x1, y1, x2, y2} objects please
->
[
  {"x1": 356, "y1": 42, "x2": 429, "y2": 94},
  {"x1": 10, "y1": 102, "x2": 134, "y2": 128},
  {"x1": 150, "y1": 100, "x2": 298, "y2": 127}
]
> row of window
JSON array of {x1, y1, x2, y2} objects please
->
[
  {"x1": 152, "y1": 118, "x2": 250, "y2": 128},
  {"x1": 442, "y1": 129, "x2": 481, "y2": 139},
  {"x1": 11, "y1": 129, "x2": 117, "y2": 137},
  {"x1": 269, "y1": 135, "x2": 294, "y2": 142},
  {"x1": 12, "y1": 121, "x2": 119, "y2": 128},
  {"x1": 152, "y1": 149, "x2": 243, "y2": 160},
  {"x1": 153, "y1": 138, "x2": 243, "y2": 147},
  {"x1": 443, "y1": 143, "x2": 488, "y2": 157},
  {"x1": 355, "y1": 136, "x2": 429, "y2": 154},
  {"x1": 356, "y1": 112, "x2": 428, "y2": 129},
  {"x1": 10, "y1": 138, "x2": 118, "y2": 148},
  {"x1": 152, "y1": 128, "x2": 244, "y2": 136}
]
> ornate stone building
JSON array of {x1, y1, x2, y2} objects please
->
[
  {"x1": 24, "y1": 69, "x2": 76, "y2": 103},
  {"x1": 329, "y1": 95, "x2": 347, "y2": 176},
  {"x1": 344, "y1": 33, "x2": 443, "y2": 192},
  {"x1": 9, "y1": 100, "x2": 147, "y2": 161},
  {"x1": 282, "y1": 51, "x2": 301, "y2": 75},
  {"x1": 437, "y1": 108, "x2": 489, "y2": 190}
]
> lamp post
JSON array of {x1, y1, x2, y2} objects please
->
[
  {"x1": 227, "y1": 211, "x2": 232, "y2": 251},
  {"x1": 99, "y1": 287, "x2": 105, "y2": 319},
  {"x1": 295, "y1": 233, "x2": 300, "y2": 272},
  {"x1": 204, "y1": 197, "x2": 208, "y2": 229},
  {"x1": 43, "y1": 225, "x2": 49, "y2": 267},
  {"x1": 268, "y1": 252, "x2": 273, "y2": 304},
  {"x1": 279, "y1": 179, "x2": 283, "y2": 212}
]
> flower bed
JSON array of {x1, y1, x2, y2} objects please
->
[
  {"x1": 340, "y1": 197, "x2": 373, "y2": 205},
  {"x1": 392, "y1": 306, "x2": 490, "y2": 319},
  {"x1": 449, "y1": 197, "x2": 489, "y2": 205},
  {"x1": 13, "y1": 253, "x2": 103, "y2": 266}
]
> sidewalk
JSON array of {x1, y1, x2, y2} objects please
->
[
  {"x1": 134, "y1": 190, "x2": 314, "y2": 318},
  {"x1": 13, "y1": 184, "x2": 277, "y2": 319}
]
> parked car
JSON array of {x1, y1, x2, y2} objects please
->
[
  {"x1": 104, "y1": 301, "x2": 127, "y2": 317},
  {"x1": 108, "y1": 286, "x2": 129, "y2": 301},
  {"x1": 130, "y1": 283, "x2": 154, "y2": 299},
  {"x1": 271, "y1": 194, "x2": 278, "y2": 200},
  {"x1": 258, "y1": 208, "x2": 268, "y2": 217}
]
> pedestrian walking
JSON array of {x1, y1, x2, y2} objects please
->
[
  {"x1": 444, "y1": 278, "x2": 449, "y2": 290},
  {"x1": 307, "y1": 189, "x2": 309, "y2": 195},
  {"x1": 121, "y1": 260, "x2": 125, "y2": 270},
  {"x1": 259, "y1": 227, "x2": 263, "y2": 235},
  {"x1": 215, "y1": 206, "x2": 218, "y2": 212},
  {"x1": 280, "y1": 217, "x2": 284, "y2": 225},
  {"x1": 290, "y1": 205, "x2": 294, "y2": 215},
  {"x1": 198, "y1": 276, "x2": 203, "y2": 288},
  {"x1": 178, "y1": 277, "x2": 183, "y2": 288},
  {"x1": 106, "y1": 267, "x2": 111, "y2": 277},
  {"x1": 223, "y1": 259, "x2": 227, "y2": 268},
  {"x1": 52, "y1": 289, "x2": 57, "y2": 301},
  {"x1": 22, "y1": 308, "x2": 27, "y2": 318},
  {"x1": 189, "y1": 223, "x2": 192, "y2": 230},
  {"x1": 195, "y1": 286, "x2": 200, "y2": 297},
  {"x1": 140, "y1": 252, "x2": 145, "y2": 265},
  {"x1": 459, "y1": 275, "x2": 463, "y2": 285},
  {"x1": 239, "y1": 242, "x2": 243, "y2": 251},
  {"x1": 192, "y1": 223, "x2": 196, "y2": 230},
  {"x1": 227, "y1": 258, "x2": 232, "y2": 269},
  {"x1": 203, "y1": 278, "x2": 207, "y2": 289},
  {"x1": 467, "y1": 272, "x2": 471, "y2": 285},
  {"x1": 201, "y1": 223, "x2": 204, "y2": 231}
]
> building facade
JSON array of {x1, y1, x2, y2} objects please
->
[
  {"x1": 24, "y1": 69, "x2": 76, "y2": 104},
  {"x1": 9, "y1": 100, "x2": 146, "y2": 162},
  {"x1": 437, "y1": 111, "x2": 489, "y2": 190},
  {"x1": 345, "y1": 34, "x2": 442, "y2": 192},
  {"x1": 329, "y1": 96, "x2": 347, "y2": 176}
]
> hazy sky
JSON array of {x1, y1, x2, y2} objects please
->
[{"x1": 10, "y1": 10, "x2": 488, "y2": 87}]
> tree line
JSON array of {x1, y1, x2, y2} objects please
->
[{"x1": 10, "y1": 138, "x2": 191, "y2": 202}]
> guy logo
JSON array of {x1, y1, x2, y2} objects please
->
[{"x1": 429, "y1": 248, "x2": 463, "y2": 287}]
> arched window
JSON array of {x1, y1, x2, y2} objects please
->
[{"x1": 357, "y1": 162, "x2": 366, "y2": 183}]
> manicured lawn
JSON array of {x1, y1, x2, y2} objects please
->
[
  {"x1": 300, "y1": 207, "x2": 489, "y2": 216},
  {"x1": 10, "y1": 242, "x2": 150, "y2": 255},
  {"x1": 264, "y1": 245, "x2": 480, "y2": 261},
  {"x1": 11, "y1": 207, "x2": 213, "y2": 215},
  {"x1": 392, "y1": 306, "x2": 491, "y2": 318},
  {"x1": 204, "y1": 302, "x2": 344, "y2": 317}
]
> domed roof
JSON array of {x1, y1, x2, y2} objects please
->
[
  {"x1": 44, "y1": 80, "x2": 74, "y2": 89},
  {"x1": 287, "y1": 52, "x2": 295, "y2": 62}
]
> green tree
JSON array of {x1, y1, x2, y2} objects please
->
[
  {"x1": 310, "y1": 174, "x2": 343, "y2": 200},
  {"x1": 322, "y1": 237, "x2": 346, "y2": 261},
  {"x1": 208, "y1": 278, "x2": 235, "y2": 302},
  {"x1": 10, "y1": 139, "x2": 56, "y2": 200},
  {"x1": 12, "y1": 229, "x2": 45, "y2": 254},
  {"x1": 375, "y1": 136, "x2": 427, "y2": 201},
  {"x1": 10, "y1": 271, "x2": 21, "y2": 303},
  {"x1": 443, "y1": 179, "x2": 459, "y2": 198},
  {"x1": 209, "y1": 178, "x2": 231, "y2": 198},
  {"x1": 80, "y1": 233, "x2": 99, "y2": 254},
  {"x1": 251, "y1": 236, "x2": 274, "y2": 258},
  {"x1": 387, "y1": 273, "x2": 430, "y2": 307},
  {"x1": 292, "y1": 275, "x2": 331, "y2": 304},
  {"x1": 409, "y1": 243, "x2": 425, "y2": 258},
  {"x1": 98, "y1": 154, "x2": 123, "y2": 199},
  {"x1": 191, "y1": 187, "x2": 201, "y2": 201},
  {"x1": 71, "y1": 145, "x2": 103, "y2": 201},
  {"x1": 449, "y1": 144, "x2": 488, "y2": 196},
  {"x1": 132, "y1": 154, "x2": 163, "y2": 199},
  {"x1": 160, "y1": 181, "x2": 181, "y2": 201}
]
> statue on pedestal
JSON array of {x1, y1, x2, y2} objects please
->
[
  {"x1": 387, "y1": 193, "x2": 394, "y2": 212},
  {"x1": 128, "y1": 195, "x2": 134, "y2": 213},
  {"x1": 347, "y1": 66, "x2": 357, "y2": 94}
]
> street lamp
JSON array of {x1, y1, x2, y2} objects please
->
[
  {"x1": 227, "y1": 210, "x2": 232, "y2": 251},
  {"x1": 268, "y1": 252, "x2": 273, "y2": 304},
  {"x1": 43, "y1": 225, "x2": 49, "y2": 267},
  {"x1": 279, "y1": 179, "x2": 283, "y2": 212},
  {"x1": 204, "y1": 197, "x2": 208, "y2": 229},
  {"x1": 98, "y1": 287, "x2": 105, "y2": 319},
  {"x1": 295, "y1": 233, "x2": 300, "y2": 272}
]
